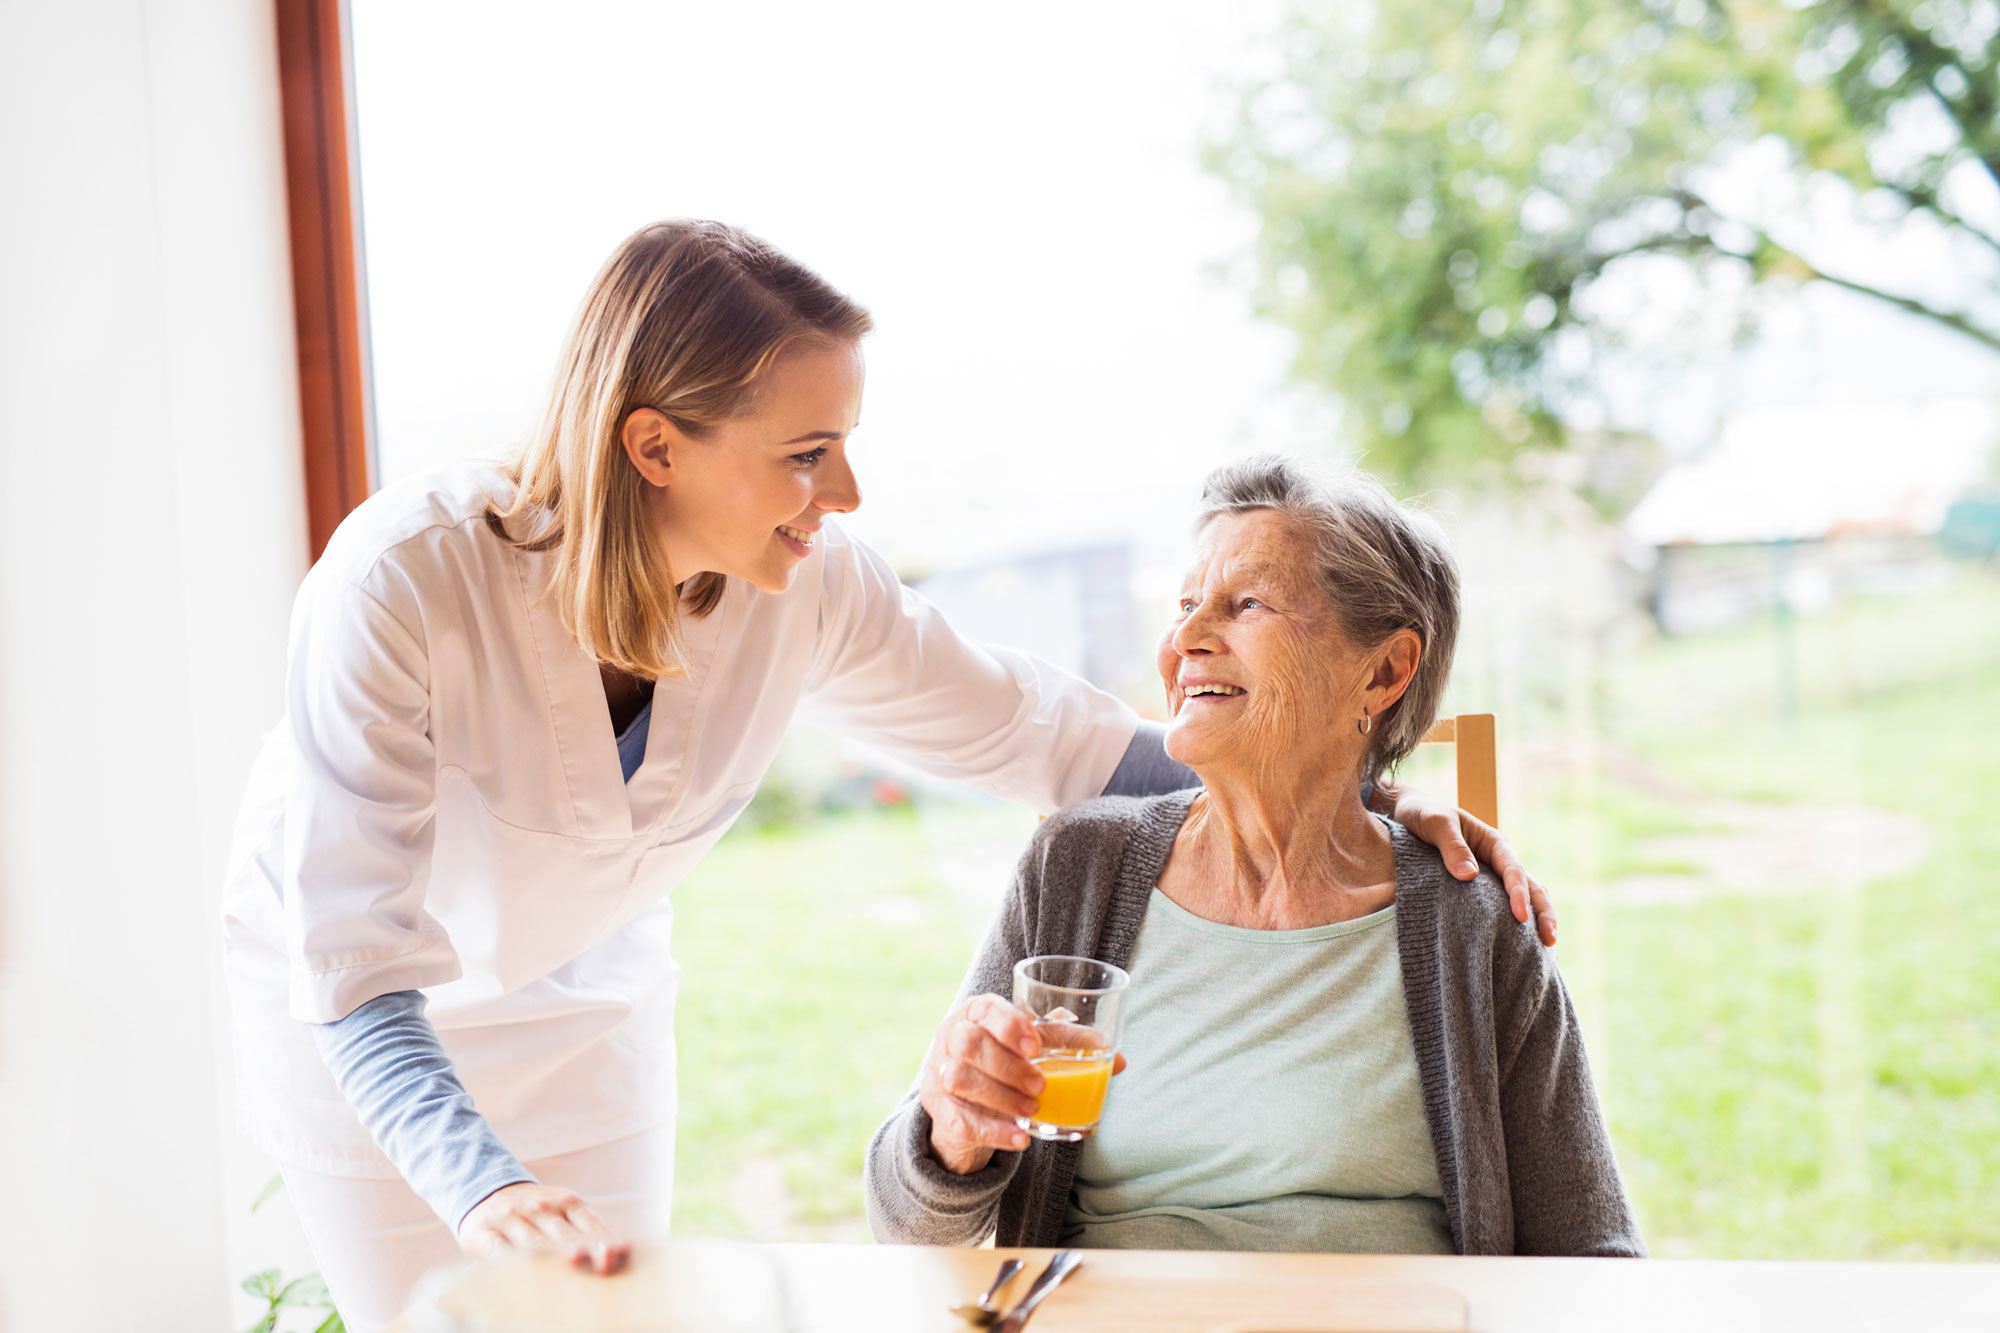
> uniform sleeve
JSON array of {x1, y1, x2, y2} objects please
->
[
  {"x1": 798, "y1": 531, "x2": 1140, "y2": 814},
  {"x1": 283, "y1": 567, "x2": 462, "y2": 1022}
]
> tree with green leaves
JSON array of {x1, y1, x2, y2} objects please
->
[{"x1": 1214, "y1": 0, "x2": 2000, "y2": 486}]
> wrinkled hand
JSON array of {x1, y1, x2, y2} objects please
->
[
  {"x1": 458, "y1": 1182, "x2": 630, "y2": 1275},
  {"x1": 1381, "y1": 783, "x2": 1557, "y2": 946},
  {"x1": 921, "y1": 994, "x2": 1042, "y2": 1175},
  {"x1": 919, "y1": 994, "x2": 1127, "y2": 1175}
]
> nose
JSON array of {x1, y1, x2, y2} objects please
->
[
  {"x1": 1172, "y1": 601, "x2": 1221, "y2": 656},
  {"x1": 815, "y1": 447, "x2": 862, "y2": 515}
]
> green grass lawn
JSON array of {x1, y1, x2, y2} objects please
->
[
  {"x1": 670, "y1": 806, "x2": 971, "y2": 1238},
  {"x1": 672, "y1": 570, "x2": 2000, "y2": 1258},
  {"x1": 1585, "y1": 647, "x2": 2000, "y2": 1258}
]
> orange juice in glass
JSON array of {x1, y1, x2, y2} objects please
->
[{"x1": 1013, "y1": 955, "x2": 1130, "y2": 1141}]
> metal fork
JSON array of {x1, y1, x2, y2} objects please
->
[{"x1": 992, "y1": 1250, "x2": 1084, "y2": 1333}]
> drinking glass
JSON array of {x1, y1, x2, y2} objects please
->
[{"x1": 1012, "y1": 955, "x2": 1130, "y2": 1141}]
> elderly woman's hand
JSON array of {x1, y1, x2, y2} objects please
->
[
  {"x1": 1376, "y1": 782, "x2": 1557, "y2": 946},
  {"x1": 919, "y1": 994, "x2": 1045, "y2": 1174},
  {"x1": 917, "y1": 995, "x2": 1132, "y2": 1174}
]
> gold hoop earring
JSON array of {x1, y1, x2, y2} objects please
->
[{"x1": 1357, "y1": 712, "x2": 1372, "y2": 735}]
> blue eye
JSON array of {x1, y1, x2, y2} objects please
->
[
  {"x1": 1241, "y1": 597, "x2": 1264, "y2": 610},
  {"x1": 789, "y1": 447, "x2": 829, "y2": 468}
]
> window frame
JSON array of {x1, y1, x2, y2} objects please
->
[{"x1": 274, "y1": 0, "x2": 376, "y2": 559}]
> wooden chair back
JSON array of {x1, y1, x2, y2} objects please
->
[{"x1": 1419, "y1": 713, "x2": 1499, "y2": 829}]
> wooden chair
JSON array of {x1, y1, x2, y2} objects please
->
[{"x1": 1420, "y1": 713, "x2": 1499, "y2": 829}]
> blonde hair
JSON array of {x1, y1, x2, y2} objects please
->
[{"x1": 488, "y1": 220, "x2": 872, "y2": 678}]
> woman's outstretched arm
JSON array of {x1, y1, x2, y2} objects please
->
[{"x1": 314, "y1": 992, "x2": 628, "y2": 1272}]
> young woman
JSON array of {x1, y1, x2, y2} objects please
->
[{"x1": 220, "y1": 220, "x2": 1553, "y2": 1331}]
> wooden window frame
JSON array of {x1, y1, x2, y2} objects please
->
[{"x1": 274, "y1": 0, "x2": 376, "y2": 559}]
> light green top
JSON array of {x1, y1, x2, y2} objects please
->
[{"x1": 1063, "y1": 890, "x2": 1453, "y2": 1253}]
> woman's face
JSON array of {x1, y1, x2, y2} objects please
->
[
  {"x1": 1157, "y1": 509, "x2": 1370, "y2": 778},
  {"x1": 628, "y1": 337, "x2": 865, "y2": 594}
]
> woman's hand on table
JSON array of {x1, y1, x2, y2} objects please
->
[
  {"x1": 920, "y1": 993, "x2": 1125, "y2": 1175},
  {"x1": 1377, "y1": 781, "x2": 1558, "y2": 946},
  {"x1": 458, "y1": 1182, "x2": 631, "y2": 1275}
]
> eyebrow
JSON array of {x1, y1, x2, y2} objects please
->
[{"x1": 779, "y1": 425, "x2": 855, "y2": 446}]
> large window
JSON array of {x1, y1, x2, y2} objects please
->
[{"x1": 338, "y1": 0, "x2": 2000, "y2": 1258}]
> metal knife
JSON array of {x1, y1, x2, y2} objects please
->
[{"x1": 992, "y1": 1249, "x2": 1084, "y2": 1333}]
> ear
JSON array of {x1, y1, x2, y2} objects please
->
[
  {"x1": 621, "y1": 408, "x2": 693, "y2": 487},
  {"x1": 1365, "y1": 629, "x2": 1423, "y2": 714}
]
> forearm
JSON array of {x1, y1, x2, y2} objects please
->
[{"x1": 312, "y1": 990, "x2": 535, "y2": 1231}]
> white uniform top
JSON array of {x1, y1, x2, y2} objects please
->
[{"x1": 221, "y1": 460, "x2": 1138, "y2": 1178}]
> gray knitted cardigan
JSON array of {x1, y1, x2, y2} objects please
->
[{"x1": 863, "y1": 791, "x2": 1645, "y2": 1257}]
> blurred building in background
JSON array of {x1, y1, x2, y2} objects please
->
[
  {"x1": 915, "y1": 543, "x2": 1144, "y2": 697},
  {"x1": 1627, "y1": 400, "x2": 1999, "y2": 635}
]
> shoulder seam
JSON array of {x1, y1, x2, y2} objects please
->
[
  {"x1": 323, "y1": 571, "x2": 429, "y2": 659},
  {"x1": 337, "y1": 507, "x2": 495, "y2": 594}
]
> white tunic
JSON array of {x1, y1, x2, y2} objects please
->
[{"x1": 221, "y1": 460, "x2": 1137, "y2": 1177}]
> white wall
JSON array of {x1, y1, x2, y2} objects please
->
[{"x1": 0, "y1": 1, "x2": 308, "y2": 1327}]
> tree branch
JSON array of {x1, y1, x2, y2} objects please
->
[
  {"x1": 1773, "y1": 243, "x2": 2000, "y2": 353},
  {"x1": 1591, "y1": 189, "x2": 2000, "y2": 355},
  {"x1": 1875, "y1": 175, "x2": 2000, "y2": 267},
  {"x1": 1847, "y1": 0, "x2": 2000, "y2": 193},
  {"x1": 1923, "y1": 75, "x2": 2000, "y2": 197}
]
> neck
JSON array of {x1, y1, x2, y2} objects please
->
[{"x1": 1177, "y1": 758, "x2": 1395, "y2": 923}]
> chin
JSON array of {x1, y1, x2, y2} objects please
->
[
  {"x1": 741, "y1": 562, "x2": 803, "y2": 596},
  {"x1": 1162, "y1": 718, "x2": 1209, "y2": 769}
]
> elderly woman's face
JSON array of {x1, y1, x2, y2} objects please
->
[{"x1": 1158, "y1": 510, "x2": 1366, "y2": 772}]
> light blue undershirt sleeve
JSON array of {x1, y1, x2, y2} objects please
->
[
  {"x1": 1100, "y1": 721, "x2": 1200, "y2": 797},
  {"x1": 1100, "y1": 720, "x2": 1375, "y2": 808},
  {"x1": 312, "y1": 990, "x2": 536, "y2": 1231}
]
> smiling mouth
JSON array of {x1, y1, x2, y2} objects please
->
[
  {"x1": 1182, "y1": 683, "x2": 1246, "y2": 699},
  {"x1": 777, "y1": 524, "x2": 816, "y2": 549}
]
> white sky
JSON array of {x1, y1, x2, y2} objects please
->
[
  {"x1": 349, "y1": 0, "x2": 2000, "y2": 580},
  {"x1": 349, "y1": 0, "x2": 1310, "y2": 577}
]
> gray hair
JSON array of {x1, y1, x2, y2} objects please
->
[{"x1": 1193, "y1": 454, "x2": 1461, "y2": 782}]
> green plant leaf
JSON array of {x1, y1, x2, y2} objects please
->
[
  {"x1": 312, "y1": 1312, "x2": 346, "y2": 1333},
  {"x1": 276, "y1": 1273, "x2": 332, "y2": 1310},
  {"x1": 240, "y1": 1267, "x2": 280, "y2": 1300},
  {"x1": 250, "y1": 1173, "x2": 287, "y2": 1215}
]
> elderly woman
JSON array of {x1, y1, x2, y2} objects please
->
[{"x1": 865, "y1": 456, "x2": 1643, "y2": 1256}]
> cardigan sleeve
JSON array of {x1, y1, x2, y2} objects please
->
[
  {"x1": 1493, "y1": 931, "x2": 1648, "y2": 1257},
  {"x1": 863, "y1": 838, "x2": 1039, "y2": 1244}
]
